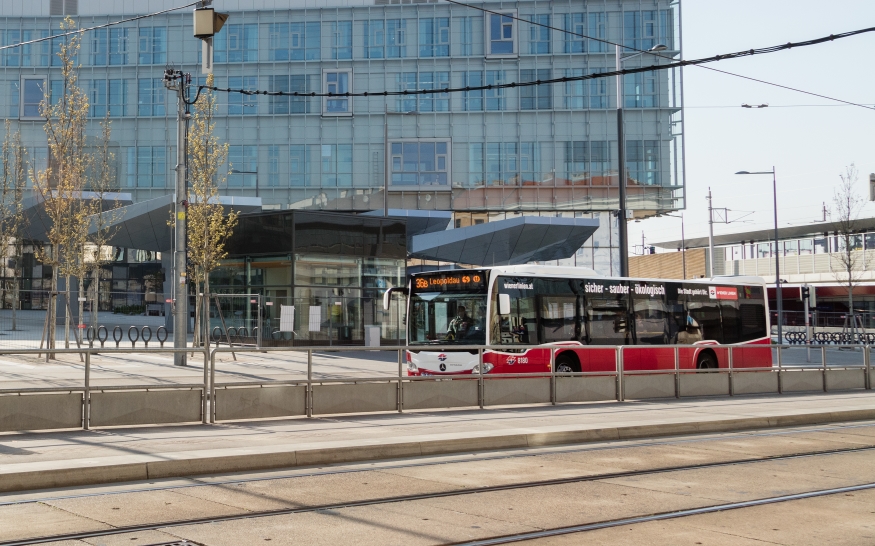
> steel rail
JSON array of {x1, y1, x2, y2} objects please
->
[
  {"x1": 2, "y1": 421, "x2": 873, "y2": 507},
  {"x1": 2, "y1": 444, "x2": 874, "y2": 546},
  {"x1": 452, "y1": 482, "x2": 875, "y2": 545}
]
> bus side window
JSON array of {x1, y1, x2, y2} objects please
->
[
  {"x1": 539, "y1": 296, "x2": 578, "y2": 343},
  {"x1": 721, "y1": 301, "x2": 741, "y2": 344},
  {"x1": 586, "y1": 298, "x2": 629, "y2": 345},
  {"x1": 740, "y1": 302, "x2": 766, "y2": 341},
  {"x1": 688, "y1": 302, "x2": 722, "y2": 343}
]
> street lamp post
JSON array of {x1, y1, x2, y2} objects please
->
[
  {"x1": 616, "y1": 43, "x2": 667, "y2": 277},
  {"x1": 736, "y1": 168, "x2": 782, "y2": 344}
]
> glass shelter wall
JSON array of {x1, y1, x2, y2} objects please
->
[{"x1": 209, "y1": 211, "x2": 407, "y2": 346}]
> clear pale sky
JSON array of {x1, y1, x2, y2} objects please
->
[{"x1": 639, "y1": 0, "x2": 875, "y2": 251}]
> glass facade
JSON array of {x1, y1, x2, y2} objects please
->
[
  {"x1": 1, "y1": 0, "x2": 684, "y2": 276},
  {"x1": 210, "y1": 211, "x2": 407, "y2": 345}
]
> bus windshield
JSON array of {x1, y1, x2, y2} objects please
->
[{"x1": 410, "y1": 291, "x2": 487, "y2": 345}]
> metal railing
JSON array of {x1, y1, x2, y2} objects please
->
[{"x1": 0, "y1": 343, "x2": 871, "y2": 433}]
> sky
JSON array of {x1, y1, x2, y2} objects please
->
[{"x1": 638, "y1": 0, "x2": 875, "y2": 251}]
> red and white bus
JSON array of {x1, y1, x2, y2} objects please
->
[{"x1": 397, "y1": 266, "x2": 772, "y2": 376}]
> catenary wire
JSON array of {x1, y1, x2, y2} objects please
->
[
  {"x1": 188, "y1": 26, "x2": 875, "y2": 112},
  {"x1": 444, "y1": 0, "x2": 875, "y2": 110},
  {"x1": 0, "y1": 2, "x2": 200, "y2": 52}
]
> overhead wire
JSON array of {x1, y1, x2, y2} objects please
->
[
  {"x1": 0, "y1": 2, "x2": 200, "y2": 52},
  {"x1": 193, "y1": 26, "x2": 875, "y2": 110},
  {"x1": 444, "y1": 0, "x2": 875, "y2": 111}
]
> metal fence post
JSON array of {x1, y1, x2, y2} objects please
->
[
  {"x1": 823, "y1": 345, "x2": 829, "y2": 392},
  {"x1": 84, "y1": 351, "x2": 91, "y2": 430},
  {"x1": 210, "y1": 349, "x2": 217, "y2": 424},
  {"x1": 777, "y1": 344, "x2": 783, "y2": 394},
  {"x1": 617, "y1": 346, "x2": 625, "y2": 402},
  {"x1": 478, "y1": 348, "x2": 484, "y2": 409},
  {"x1": 203, "y1": 346, "x2": 210, "y2": 424},
  {"x1": 550, "y1": 347, "x2": 556, "y2": 405},
  {"x1": 673, "y1": 346, "x2": 680, "y2": 398},
  {"x1": 866, "y1": 345, "x2": 872, "y2": 390},
  {"x1": 307, "y1": 349, "x2": 313, "y2": 418},
  {"x1": 728, "y1": 345, "x2": 734, "y2": 396},
  {"x1": 397, "y1": 348, "x2": 403, "y2": 413}
]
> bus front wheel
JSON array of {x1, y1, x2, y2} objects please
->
[
  {"x1": 696, "y1": 351, "x2": 718, "y2": 370},
  {"x1": 555, "y1": 353, "x2": 580, "y2": 374}
]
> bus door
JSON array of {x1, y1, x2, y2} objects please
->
[
  {"x1": 581, "y1": 280, "x2": 630, "y2": 372},
  {"x1": 628, "y1": 282, "x2": 673, "y2": 370}
]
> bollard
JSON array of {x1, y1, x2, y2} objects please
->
[
  {"x1": 112, "y1": 326, "x2": 122, "y2": 348},
  {"x1": 156, "y1": 326, "x2": 168, "y2": 348},
  {"x1": 128, "y1": 325, "x2": 140, "y2": 348},
  {"x1": 84, "y1": 351, "x2": 91, "y2": 430},
  {"x1": 97, "y1": 325, "x2": 108, "y2": 349},
  {"x1": 141, "y1": 326, "x2": 152, "y2": 348}
]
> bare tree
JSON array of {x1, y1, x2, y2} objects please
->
[
  {"x1": 185, "y1": 74, "x2": 238, "y2": 349},
  {"x1": 0, "y1": 121, "x2": 29, "y2": 331},
  {"x1": 83, "y1": 116, "x2": 123, "y2": 331},
  {"x1": 31, "y1": 17, "x2": 91, "y2": 355},
  {"x1": 831, "y1": 164, "x2": 867, "y2": 340}
]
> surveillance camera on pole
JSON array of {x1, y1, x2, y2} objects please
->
[{"x1": 193, "y1": 1, "x2": 229, "y2": 74}]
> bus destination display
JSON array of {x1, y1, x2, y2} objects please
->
[{"x1": 413, "y1": 271, "x2": 487, "y2": 292}]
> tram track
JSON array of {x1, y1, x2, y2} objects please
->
[
  {"x1": 3, "y1": 443, "x2": 874, "y2": 546},
  {"x1": 4, "y1": 420, "x2": 873, "y2": 507}
]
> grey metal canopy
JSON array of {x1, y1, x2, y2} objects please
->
[
  {"x1": 361, "y1": 209, "x2": 452, "y2": 237},
  {"x1": 410, "y1": 216, "x2": 599, "y2": 266},
  {"x1": 22, "y1": 191, "x2": 134, "y2": 242},
  {"x1": 89, "y1": 194, "x2": 262, "y2": 252}
]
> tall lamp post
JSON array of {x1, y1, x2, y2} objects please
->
[
  {"x1": 736, "y1": 168, "x2": 782, "y2": 344},
  {"x1": 616, "y1": 43, "x2": 667, "y2": 276}
]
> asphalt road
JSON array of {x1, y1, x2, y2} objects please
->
[{"x1": 1, "y1": 422, "x2": 874, "y2": 545}]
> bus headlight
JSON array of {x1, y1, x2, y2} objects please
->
[
  {"x1": 407, "y1": 361, "x2": 418, "y2": 372},
  {"x1": 472, "y1": 363, "x2": 493, "y2": 374}
]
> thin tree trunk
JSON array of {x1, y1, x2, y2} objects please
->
[
  {"x1": 11, "y1": 274, "x2": 18, "y2": 331},
  {"x1": 203, "y1": 276, "x2": 210, "y2": 354},
  {"x1": 64, "y1": 274, "x2": 71, "y2": 349},
  {"x1": 48, "y1": 274, "x2": 57, "y2": 356},
  {"x1": 91, "y1": 267, "x2": 99, "y2": 330}
]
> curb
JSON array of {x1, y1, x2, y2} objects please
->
[{"x1": 2, "y1": 408, "x2": 874, "y2": 493}]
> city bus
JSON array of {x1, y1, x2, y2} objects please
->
[{"x1": 391, "y1": 266, "x2": 772, "y2": 376}]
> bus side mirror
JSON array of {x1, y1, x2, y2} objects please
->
[
  {"x1": 499, "y1": 293, "x2": 511, "y2": 315},
  {"x1": 383, "y1": 287, "x2": 407, "y2": 311}
]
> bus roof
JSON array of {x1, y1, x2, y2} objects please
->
[{"x1": 411, "y1": 265, "x2": 766, "y2": 286}]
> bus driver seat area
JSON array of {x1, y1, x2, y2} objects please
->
[{"x1": 677, "y1": 314, "x2": 703, "y2": 344}]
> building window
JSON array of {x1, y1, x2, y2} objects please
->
[
  {"x1": 2, "y1": 30, "x2": 54, "y2": 67},
  {"x1": 138, "y1": 27, "x2": 166, "y2": 65},
  {"x1": 365, "y1": 19, "x2": 406, "y2": 59},
  {"x1": 89, "y1": 79, "x2": 127, "y2": 117},
  {"x1": 520, "y1": 69, "x2": 551, "y2": 110},
  {"x1": 419, "y1": 18, "x2": 449, "y2": 57},
  {"x1": 626, "y1": 140, "x2": 660, "y2": 186},
  {"x1": 320, "y1": 144, "x2": 353, "y2": 187},
  {"x1": 486, "y1": 11, "x2": 516, "y2": 57},
  {"x1": 565, "y1": 140, "x2": 612, "y2": 183},
  {"x1": 470, "y1": 142, "x2": 542, "y2": 187},
  {"x1": 269, "y1": 75, "x2": 312, "y2": 115},
  {"x1": 228, "y1": 76, "x2": 257, "y2": 115},
  {"x1": 228, "y1": 146, "x2": 258, "y2": 187},
  {"x1": 323, "y1": 70, "x2": 352, "y2": 116},
  {"x1": 137, "y1": 78, "x2": 165, "y2": 116},
  {"x1": 269, "y1": 22, "x2": 320, "y2": 61},
  {"x1": 624, "y1": 72, "x2": 658, "y2": 108},
  {"x1": 19, "y1": 76, "x2": 45, "y2": 119},
  {"x1": 389, "y1": 140, "x2": 449, "y2": 187},
  {"x1": 457, "y1": 16, "x2": 478, "y2": 56},
  {"x1": 564, "y1": 13, "x2": 607, "y2": 53},
  {"x1": 624, "y1": 10, "x2": 674, "y2": 51},
  {"x1": 395, "y1": 72, "x2": 449, "y2": 113},
  {"x1": 127, "y1": 147, "x2": 166, "y2": 188},
  {"x1": 49, "y1": 0, "x2": 78, "y2": 15},
  {"x1": 486, "y1": 70, "x2": 506, "y2": 111},
  {"x1": 267, "y1": 145, "x2": 281, "y2": 187},
  {"x1": 463, "y1": 71, "x2": 483, "y2": 111},
  {"x1": 215, "y1": 24, "x2": 258, "y2": 63},
  {"x1": 290, "y1": 145, "x2": 308, "y2": 186},
  {"x1": 564, "y1": 68, "x2": 607, "y2": 109},
  {"x1": 526, "y1": 14, "x2": 550, "y2": 54},
  {"x1": 91, "y1": 28, "x2": 129, "y2": 65},
  {"x1": 330, "y1": 21, "x2": 353, "y2": 60}
]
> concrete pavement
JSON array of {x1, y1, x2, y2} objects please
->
[{"x1": 0, "y1": 391, "x2": 873, "y2": 493}]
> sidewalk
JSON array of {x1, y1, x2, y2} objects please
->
[{"x1": 0, "y1": 392, "x2": 873, "y2": 493}]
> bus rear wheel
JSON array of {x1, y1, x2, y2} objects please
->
[
  {"x1": 696, "y1": 352, "x2": 717, "y2": 370},
  {"x1": 554, "y1": 353, "x2": 579, "y2": 373}
]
